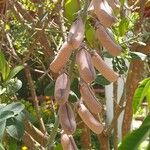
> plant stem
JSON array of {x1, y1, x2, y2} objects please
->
[{"x1": 47, "y1": 116, "x2": 59, "y2": 150}]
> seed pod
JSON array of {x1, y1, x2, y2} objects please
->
[
  {"x1": 61, "y1": 133, "x2": 78, "y2": 150},
  {"x1": 68, "y1": 16, "x2": 84, "y2": 49},
  {"x1": 96, "y1": 23, "x2": 122, "y2": 56},
  {"x1": 77, "y1": 103, "x2": 104, "y2": 134},
  {"x1": 55, "y1": 73, "x2": 70, "y2": 105},
  {"x1": 50, "y1": 42, "x2": 73, "y2": 73},
  {"x1": 80, "y1": 82, "x2": 102, "y2": 114},
  {"x1": 89, "y1": 0, "x2": 116, "y2": 27},
  {"x1": 91, "y1": 51, "x2": 118, "y2": 82},
  {"x1": 59, "y1": 103, "x2": 76, "y2": 135},
  {"x1": 76, "y1": 49, "x2": 96, "y2": 83}
]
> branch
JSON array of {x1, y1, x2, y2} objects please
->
[
  {"x1": 24, "y1": 64, "x2": 47, "y2": 133},
  {"x1": 24, "y1": 119, "x2": 49, "y2": 147}
]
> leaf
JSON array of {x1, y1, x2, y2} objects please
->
[
  {"x1": 118, "y1": 17, "x2": 129, "y2": 36},
  {"x1": 85, "y1": 22, "x2": 98, "y2": 48},
  {"x1": 6, "y1": 118, "x2": 24, "y2": 140},
  {"x1": 2, "y1": 102, "x2": 25, "y2": 116},
  {"x1": 64, "y1": 0, "x2": 80, "y2": 23},
  {"x1": 0, "y1": 120, "x2": 6, "y2": 140},
  {"x1": 0, "y1": 143, "x2": 5, "y2": 150},
  {"x1": 130, "y1": 52, "x2": 147, "y2": 61},
  {"x1": 8, "y1": 66, "x2": 24, "y2": 80},
  {"x1": 118, "y1": 115, "x2": 150, "y2": 150},
  {"x1": 132, "y1": 78, "x2": 150, "y2": 114},
  {"x1": 68, "y1": 91, "x2": 78, "y2": 103},
  {"x1": 0, "y1": 52, "x2": 10, "y2": 81},
  {"x1": 94, "y1": 74, "x2": 110, "y2": 86},
  {"x1": 54, "y1": 143, "x2": 63, "y2": 150},
  {"x1": 0, "y1": 111, "x2": 14, "y2": 122},
  {"x1": 44, "y1": 80, "x2": 55, "y2": 96},
  {"x1": 5, "y1": 79, "x2": 22, "y2": 94}
]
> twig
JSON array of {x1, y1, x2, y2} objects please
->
[
  {"x1": 106, "y1": 84, "x2": 126, "y2": 135},
  {"x1": 46, "y1": 116, "x2": 59, "y2": 150},
  {"x1": 24, "y1": 64, "x2": 47, "y2": 133}
]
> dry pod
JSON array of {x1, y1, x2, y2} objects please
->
[
  {"x1": 77, "y1": 103, "x2": 104, "y2": 134},
  {"x1": 88, "y1": 0, "x2": 116, "y2": 27},
  {"x1": 55, "y1": 73, "x2": 70, "y2": 105},
  {"x1": 50, "y1": 42, "x2": 73, "y2": 73},
  {"x1": 68, "y1": 16, "x2": 84, "y2": 49},
  {"x1": 91, "y1": 51, "x2": 118, "y2": 82},
  {"x1": 76, "y1": 49, "x2": 96, "y2": 83},
  {"x1": 80, "y1": 81, "x2": 102, "y2": 114},
  {"x1": 96, "y1": 23, "x2": 122, "y2": 56},
  {"x1": 61, "y1": 133, "x2": 78, "y2": 150},
  {"x1": 59, "y1": 103, "x2": 76, "y2": 135}
]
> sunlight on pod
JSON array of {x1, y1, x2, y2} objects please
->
[
  {"x1": 91, "y1": 51, "x2": 119, "y2": 82},
  {"x1": 80, "y1": 81, "x2": 103, "y2": 114},
  {"x1": 61, "y1": 132, "x2": 78, "y2": 150},
  {"x1": 68, "y1": 16, "x2": 85, "y2": 49},
  {"x1": 77, "y1": 102, "x2": 104, "y2": 134},
  {"x1": 96, "y1": 23, "x2": 122, "y2": 56},
  {"x1": 55, "y1": 73, "x2": 70, "y2": 105},
  {"x1": 88, "y1": 0, "x2": 116, "y2": 27},
  {"x1": 76, "y1": 48, "x2": 96, "y2": 84},
  {"x1": 59, "y1": 103, "x2": 76, "y2": 135}
]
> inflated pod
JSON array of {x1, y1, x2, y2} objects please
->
[
  {"x1": 91, "y1": 51, "x2": 118, "y2": 82},
  {"x1": 54, "y1": 73, "x2": 70, "y2": 105},
  {"x1": 96, "y1": 23, "x2": 122, "y2": 56},
  {"x1": 88, "y1": 0, "x2": 116, "y2": 27},
  {"x1": 80, "y1": 82, "x2": 102, "y2": 114},
  {"x1": 59, "y1": 103, "x2": 76, "y2": 135},
  {"x1": 50, "y1": 41, "x2": 73, "y2": 73},
  {"x1": 76, "y1": 49, "x2": 96, "y2": 83},
  {"x1": 77, "y1": 103, "x2": 104, "y2": 134},
  {"x1": 68, "y1": 16, "x2": 84, "y2": 49},
  {"x1": 61, "y1": 133, "x2": 78, "y2": 150}
]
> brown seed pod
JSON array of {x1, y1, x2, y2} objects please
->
[
  {"x1": 61, "y1": 133, "x2": 78, "y2": 150},
  {"x1": 91, "y1": 51, "x2": 118, "y2": 82},
  {"x1": 55, "y1": 73, "x2": 70, "y2": 105},
  {"x1": 59, "y1": 103, "x2": 76, "y2": 135},
  {"x1": 68, "y1": 16, "x2": 84, "y2": 50},
  {"x1": 49, "y1": 42, "x2": 73, "y2": 73},
  {"x1": 77, "y1": 103, "x2": 104, "y2": 134},
  {"x1": 80, "y1": 81, "x2": 102, "y2": 114},
  {"x1": 88, "y1": 0, "x2": 116, "y2": 27},
  {"x1": 96, "y1": 23, "x2": 122, "y2": 56},
  {"x1": 76, "y1": 48, "x2": 96, "y2": 83}
]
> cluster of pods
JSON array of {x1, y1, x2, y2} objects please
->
[{"x1": 50, "y1": 0, "x2": 121, "y2": 149}]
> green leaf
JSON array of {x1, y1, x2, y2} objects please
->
[
  {"x1": 0, "y1": 111, "x2": 14, "y2": 122},
  {"x1": 0, "y1": 143, "x2": 5, "y2": 150},
  {"x1": 64, "y1": 0, "x2": 80, "y2": 23},
  {"x1": 94, "y1": 74, "x2": 110, "y2": 86},
  {"x1": 0, "y1": 120, "x2": 6, "y2": 140},
  {"x1": 68, "y1": 91, "x2": 78, "y2": 103},
  {"x1": 44, "y1": 81, "x2": 55, "y2": 96},
  {"x1": 6, "y1": 118, "x2": 24, "y2": 140},
  {"x1": 132, "y1": 78, "x2": 150, "y2": 114},
  {"x1": 5, "y1": 79, "x2": 22, "y2": 94},
  {"x1": 118, "y1": 18, "x2": 129, "y2": 36},
  {"x1": 2, "y1": 102, "x2": 25, "y2": 116},
  {"x1": 118, "y1": 115, "x2": 150, "y2": 150},
  {"x1": 8, "y1": 66, "x2": 24, "y2": 80},
  {"x1": 130, "y1": 52, "x2": 147, "y2": 61},
  {"x1": 85, "y1": 22, "x2": 98, "y2": 48},
  {"x1": 0, "y1": 52, "x2": 10, "y2": 81},
  {"x1": 54, "y1": 143, "x2": 63, "y2": 150}
]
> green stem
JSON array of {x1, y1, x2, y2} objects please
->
[{"x1": 47, "y1": 116, "x2": 59, "y2": 150}]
